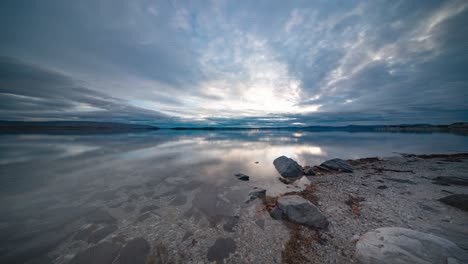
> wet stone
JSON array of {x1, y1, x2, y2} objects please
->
[
  {"x1": 234, "y1": 173, "x2": 249, "y2": 181},
  {"x1": 383, "y1": 177, "x2": 416, "y2": 184},
  {"x1": 207, "y1": 238, "x2": 237, "y2": 263},
  {"x1": 70, "y1": 242, "x2": 120, "y2": 264},
  {"x1": 119, "y1": 237, "x2": 150, "y2": 264},
  {"x1": 439, "y1": 194, "x2": 468, "y2": 212}
]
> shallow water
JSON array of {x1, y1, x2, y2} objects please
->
[{"x1": 1, "y1": 130, "x2": 467, "y2": 263}]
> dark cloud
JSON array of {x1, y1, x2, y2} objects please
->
[
  {"x1": 0, "y1": 56, "x2": 172, "y2": 124},
  {"x1": 0, "y1": 0, "x2": 467, "y2": 125}
]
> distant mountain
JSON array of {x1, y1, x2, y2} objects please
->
[{"x1": 0, "y1": 121, "x2": 159, "y2": 134}]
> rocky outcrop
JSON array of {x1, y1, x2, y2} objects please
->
[
  {"x1": 356, "y1": 227, "x2": 468, "y2": 264},
  {"x1": 273, "y1": 156, "x2": 303, "y2": 178},
  {"x1": 320, "y1": 158, "x2": 353, "y2": 173},
  {"x1": 302, "y1": 166, "x2": 316, "y2": 176},
  {"x1": 439, "y1": 194, "x2": 468, "y2": 212},
  {"x1": 272, "y1": 195, "x2": 328, "y2": 229}
]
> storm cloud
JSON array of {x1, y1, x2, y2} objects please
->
[{"x1": 0, "y1": 0, "x2": 467, "y2": 126}]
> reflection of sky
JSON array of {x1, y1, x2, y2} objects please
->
[{"x1": 0, "y1": 130, "x2": 468, "y2": 262}]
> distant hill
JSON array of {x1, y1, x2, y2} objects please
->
[{"x1": 0, "y1": 121, "x2": 159, "y2": 134}]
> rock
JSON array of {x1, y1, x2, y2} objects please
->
[
  {"x1": 273, "y1": 156, "x2": 303, "y2": 178},
  {"x1": 207, "y1": 238, "x2": 237, "y2": 263},
  {"x1": 87, "y1": 225, "x2": 118, "y2": 243},
  {"x1": 439, "y1": 194, "x2": 468, "y2": 212},
  {"x1": 274, "y1": 195, "x2": 328, "y2": 229},
  {"x1": 278, "y1": 177, "x2": 296, "y2": 184},
  {"x1": 320, "y1": 158, "x2": 354, "y2": 173},
  {"x1": 432, "y1": 176, "x2": 468, "y2": 186},
  {"x1": 223, "y1": 216, "x2": 240, "y2": 232},
  {"x1": 246, "y1": 188, "x2": 266, "y2": 203},
  {"x1": 70, "y1": 242, "x2": 120, "y2": 264},
  {"x1": 356, "y1": 227, "x2": 468, "y2": 264},
  {"x1": 119, "y1": 237, "x2": 150, "y2": 264},
  {"x1": 377, "y1": 185, "x2": 388, "y2": 189},
  {"x1": 269, "y1": 207, "x2": 283, "y2": 220},
  {"x1": 302, "y1": 166, "x2": 316, "y2": 176},
  {"x1": 234, "y1": 173, "x2": 249, "y2": 181}
]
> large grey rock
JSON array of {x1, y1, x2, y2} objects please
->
[
  {"x1": 320, "y1": 158, "x2": 353, "y2": 173},
  {"x1": 275, "y1": 195, "x2": 328, "y2": 229},
  {"x1": 273, "y1": 156, "x2": 303, "y2": 178},
  {"x1": 356, "y1": 227, "x2": 468, "y2": 264}
]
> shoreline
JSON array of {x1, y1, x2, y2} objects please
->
[{"x1": 265, "y1": 152, "x2": 468, "y2": 263}]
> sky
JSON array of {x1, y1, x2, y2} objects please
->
[{"x1": 0, "y1": 0, "x2": 467, "y2": 127}]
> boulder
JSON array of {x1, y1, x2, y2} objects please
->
[
  {"x1": 234, "y1": 173, "x2": 249, "y2": 181},
  {"x1": 439, "y1": 194, "x2": 468, "y2": 212},
  {"x1": 273, "y1": 156, "x2": 303, "y2": 178},
  {"x1": 320, "y1": 158, "x2": 353, "y2": 173},
  {"x1": 274, "y1": 195, "x2": 328, "y2": 229},
  {"x1": 356, "y1": 227, "x2": 468, "y2": 264}
]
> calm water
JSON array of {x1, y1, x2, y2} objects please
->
[{"x1": 1, "y1": 130, "x2": 468, "y2": 263}]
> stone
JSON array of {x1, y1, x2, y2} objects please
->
[
  {"x1": 207, "y1": 238, "x2": 237, "y2": 263},
  {"x1": 234, "y1": 173, "x2": 249, "y2": 181},
  {"x1": 432, "y1": 176, "x2": 468, "y2": 186},
  {"x1": 275, "y1": 195, "x2": 328, "y2": 229},
  {"x1": 119, "y1": 237, "x2": 150, "y2": 264},
  {"x1": 320, "y1": 158, "x2": 354, "y2": 173},
  {"x1": 87, "y1": 225, "x2": 118, "y2": 243},
  {"x1": 356, "y1": 227, "x2": 468, "y2": 264},
  {"x1": 273, "y1": 156, "x2": 303, "y2": 178},
  {"x1": 70, "y1": 242, "x2": 120, "y2": 264},
  {"x1": 439, "y1": 194, "x2": 468, "y2": 212},
  {"x1": 246, "y1": 188, "x2": 266, "y2": 202},
  {"x1": 302, "y1": 166, "x2": 316, "y2": 176}
]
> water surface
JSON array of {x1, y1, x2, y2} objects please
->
[{"x1": 1, "y1": 130, "x2": 467, "y2": 263}]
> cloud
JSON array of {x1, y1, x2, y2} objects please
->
[
  {"x1": 0, "y1": 0, "x2": 467, "y2": 125},
  {"x1": 0, "y1": 56, "x2": 172, "y2": 123}
]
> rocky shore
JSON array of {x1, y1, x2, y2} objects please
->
[
  {"x1": 264, "y1": 153, "x2": 468, "y2": 264},
  {"x1": 44, "y1": 152, "x2": 468, "y2": 264}
]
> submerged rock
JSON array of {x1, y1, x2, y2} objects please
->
[
  {"x1": 273, "y1": 156, "x2": 303, "y2": 178},
  {"x1": 119, "y1": 237, "x2": 150, "y2": 264},
  {"x1": 207, "y1": 238, "x2": 237, "y2": 263},
  {"x1": 320, "y1": 158, "x2": 354, "y2": 173},
  {"x1": 439, "y1": 194, "x2": 468, "y2": 212},
  {"x1": 234, "y1": 173, "x2": 250, "y2": 181},
  {"x1": 87, "y1": 225, "x2": 118, "y2": 243},
  {"x1": 356, "y1": 227, "x2": 468, "y2": 264},
  {"x1": 274, "y1": 195, "x2": 328, "y2": 229}
]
